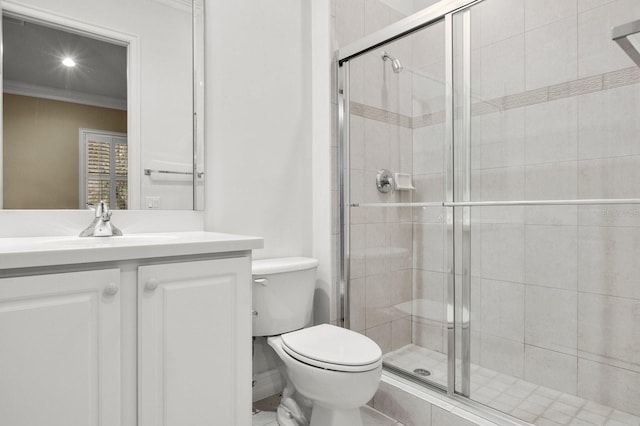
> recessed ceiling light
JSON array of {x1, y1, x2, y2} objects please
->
[{"x1": 62, "y1": 57, "x2": 76, "y2": 67}]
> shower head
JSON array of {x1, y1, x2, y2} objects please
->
[{"x1": 382, "y1": 51, "x2": 404, "y2": 73}]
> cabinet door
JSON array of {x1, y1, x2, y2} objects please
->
[
  {"x1": 0, "y1": 269, "x2": 121, "y2": 426},
  {"x1": 139, "y1": 257, "x2": 251, "y2": 426}
]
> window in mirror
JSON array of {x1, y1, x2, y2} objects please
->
[{"x1": 80, "y1": 130, "x2": 128, "y2": 210}]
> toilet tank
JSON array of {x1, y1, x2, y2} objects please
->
[{"x1": 252, "y1": 257, "x2": 318, "y2": 337}]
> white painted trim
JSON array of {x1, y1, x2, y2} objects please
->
[
  {"x1": 1, "y1": 0, "x2": 142, "y2": 209},
  {"x1": 4, "y1": 80, "x2": 127, "y2": 110},
  {"x1": 252, "y1": 368, "x2": 283, "y2": 403},
  {"x1": 311, "y1": 0, "x2": 333, "y2": 323}
]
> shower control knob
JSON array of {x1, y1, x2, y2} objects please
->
[
  {"x1": 376, "y1": 169, "x2": 394, "y2": 194},
  {"x1": 145, "y1": 278, "x2": 160, "y2": 292}
]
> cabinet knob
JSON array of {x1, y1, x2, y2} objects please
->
[
  {"x1": 104, "y1": 282, "x2": 119, "y2": 296},
  {"x1": 145, "y1": 278, "x2": 160, "y2": 292},
  {"x1": 253, "y1": 278, "x2": 269, "y2": 286}
]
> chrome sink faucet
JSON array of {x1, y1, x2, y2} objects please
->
[{"x1": 79, "y1": 201, "x2": 123, "y2": 237}]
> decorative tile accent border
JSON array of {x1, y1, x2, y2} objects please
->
[
  {"x1": 349, "y1": 66, "x2": 640, "y2": 129},
  {"x1": 350, "y1": 102, "x2": 412, "y2": 128}
]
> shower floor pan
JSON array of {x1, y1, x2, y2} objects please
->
[{"x1": 384, "y1": 344, "x2": 640, "y2": 425}]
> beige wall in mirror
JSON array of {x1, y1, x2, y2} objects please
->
[
  {"x1": 3, "y1": 93, "x2": 127, "y2": 209},
  {"x1": 1, "y1": 0, "x2": 202, "y2": 211}
]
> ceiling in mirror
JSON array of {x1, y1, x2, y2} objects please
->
[
  {"x1": 1, "y1": 0, "x2": 203, "y2": 211},
  {"x1": 3, "y1": 16, "x2": 127, "y2": 110}
]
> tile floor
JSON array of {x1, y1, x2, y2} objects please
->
[
  {"x1": 385, "y1": 344, "x2": 640, "y2": 426},
  {"x1": 252, "y1": 395, "x2": 404, "y2": 426}
]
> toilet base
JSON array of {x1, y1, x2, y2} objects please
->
[{"x1": 309, "y1": 404, "x2": 363, "y2": 426}]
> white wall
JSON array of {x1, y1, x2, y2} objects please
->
[
  {"x1": 204, "y1": 0, "x2": 334, "y2": 395},
  {"x1": 204, "y1": 0, "x2": 313, "y2": 260}
]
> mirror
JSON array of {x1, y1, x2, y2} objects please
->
[{"x1": 1, "y1": 0, "x2": 204, "y2": 210}]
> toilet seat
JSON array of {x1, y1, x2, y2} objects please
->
[{"x1": 281, "y1": 324, "x2": 382, "y2": 373}]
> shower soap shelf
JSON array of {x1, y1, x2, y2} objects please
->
[{"x1": 394, "y1": 173, "x2": 415, "y2": 191}]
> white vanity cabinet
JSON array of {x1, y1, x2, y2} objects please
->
[
  {"x1": 0, "y1": 231, "x2": 262, "y2": 426},
  {"x1": 0, "y1": 268, "x2": 122, "y2": 426},
  {"x1": 138, "y1": 257, "x2": 251, "y2": 426}
]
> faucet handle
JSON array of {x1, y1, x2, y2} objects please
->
[{"x1": 95, "y1": 201, "x2": 111, "y2": 220}]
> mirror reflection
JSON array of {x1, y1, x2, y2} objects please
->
[{"x1": 1, "y1": 0, "x2": 200, "y2": 210}]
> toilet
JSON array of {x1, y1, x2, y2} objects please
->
[{"x1": 252, "y1": 257, "x2": 382, "y2": 426}]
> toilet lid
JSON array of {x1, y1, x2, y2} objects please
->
[{"x1": 281, "y1": 324, "x2": 382, "y2": 372}]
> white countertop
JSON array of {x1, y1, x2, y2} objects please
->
[{"x1": 0, "y1": 231, "x2": 264, "y2": 270}]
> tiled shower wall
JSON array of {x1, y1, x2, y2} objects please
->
[
  {"x1": 333, "y1": 0, "x2": 640, "y2": 419},
  {"x1": 466, "y1": 0, "x2": 640, "y2": 417},
  {"x1": 332, "y1": 0, "x2": 447, "y2": 355}
]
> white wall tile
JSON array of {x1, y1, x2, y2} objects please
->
[
  {"x1": 525, "y1": 286, "x2": 577, "y2": 355},
  {"x1": 432, "y1": 407, "x2": 480, "y2": 426},
  {"x1": 480, "y1": 279, "x2": 525, "y2": 342},
  {"x1": 412, "y1": 173, "x2": 445, "y2": 203},
  {"x1": 578, "y1": 204, "x2": 640, "y2": 228},
  {"x1": 414, "y1": 269, "x2": 445, "y2": 323},
  {"x1": 477, "y1": 223, "x2": 525, "y2": 283},
  {"x1": 413, "y1": 124, "x2": 445, "y2": 175},
  {"x1": 525, "y1": 205, "x2": 578, "y2": 227},
  {"x1": 391, "y1": 268, "x2": 413, "y2": 307},
  {"x1": 578, "y1": 0, "x2": 616, "y2": 13},
  {"x1": 350, "y1": 56, "x2": 367, "y2": 104},
  {"x1": 412, "y1": 15, "x2": 445, "y2": 69},
  {"x1": 578, "y1": 358, "x2": 640, "y2": 416},
  {"x1": 414, "y1": 320, "x2": 444, "y2": 353},
  {"x1": 365, "y1": 118, "x2": 391, "y2": 173},
  {"x1": 525, "y1": 162, "x2": 578, "y2": 202},
  {"x1": 474, "y1": 112, "x2": 526, "y2": 172},
  {"x1": 350, "y1": 277, "x2": 366, "y2": 331},
  {"x1": 473, "y1": 35, "x2": 526, "y2": 101},
  {"x1": 577, "y1": 0, "x2": 640, "y2": 77},
  {"x1": 525, "y1": 0, "x2": 577, "y2": 31},
  {"x1": 350, "y1": 114, "x2": 366, "y2": 170},
  {"x1": 390, "y1": 222, "x2": 413, "y2": 271},
  {"x1": 474, "y1": 166, "x2": 525, "y2": 202},
  {"x1": 525, "y1": 97, "x2": 578, "y2": 165},
  {"x1": 366, "y1": 223, "x2": 391, "y2": 275},
  {"x1": 578, "y1": 86, "x2": 640, "y2": 160},
  {"x1": 367, "y1": 321, "x2": 393, "y2": 354},
  {"x1": 413, "y1": 222, "x2": 445, "y2": 272},
  {"x1": 578, "y1": 226, "x2": 640, "y2": 299},
  {"x1": 366, "y1": 273, "x2": 394, "y2": 328},
  {"x1": 525, "y1": 225, "x2": 578, "y2": 290},
  {"x1": 470, "y1": 0, "x2": 525, "y2": 48},
  {"x1": 578, "y1": 156, "x2": 640, "y2": 199},
  {"x1": 524, "y1": 345, "x2": 577, "y2": 394},
  {"x1": 335, "y1": 0, "x2": 365, "y2": 46},
  {"x1": 391, "y1": 317, "x2": 412, "y2": 351},
  {"x1": 480, "y1": 335, "x2": 525, "y2": 378},
  {"x1": 373, "y1": 379, "x2": 433, "y2": 426},
  {"x1": 578, "y1": 292, "x2": 640, "y2": 367},
  {"x1": 525, "y1": 16, "x2": 578, "y2": 90}
]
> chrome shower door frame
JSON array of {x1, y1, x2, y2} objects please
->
[{"x1": 336, "y1": 0, "x2": 481, "y2": 397}]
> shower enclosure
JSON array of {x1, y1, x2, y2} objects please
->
[{"x1": 338, "y1": 0, "x2": 640, "y2": 424}]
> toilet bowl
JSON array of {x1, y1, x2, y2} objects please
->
[
  {"x1": 252, "y1": 258, "x2": 382, "y2": 426},
  {"x1": 268, "y1": 324, "x2": 382, "y2": 426}
]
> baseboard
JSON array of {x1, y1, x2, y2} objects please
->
[{"x1": 252, "y1": 368, "x2": 283, "y2": 402}]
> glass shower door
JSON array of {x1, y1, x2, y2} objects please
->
[
  {"x1": 452, "y1": 0, "x2": 640, "y2": 423},
  {"x1": 342, "y1": 18, "x2": 450, "y2": 391}
]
